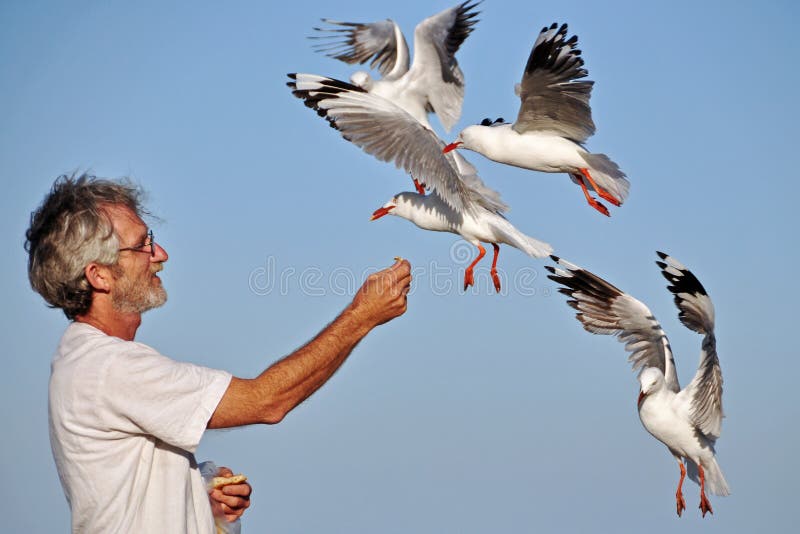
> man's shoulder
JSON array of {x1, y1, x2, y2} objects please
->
[{"x1": 55, "y1": 321, "x2": 158, "y2": 366}]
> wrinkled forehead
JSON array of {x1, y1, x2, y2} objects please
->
[{"x1": 100, "y1": 203, "x2": 147, "y2": 241}]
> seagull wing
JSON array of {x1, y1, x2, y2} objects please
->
[
  {"x1": 310, "y1": 18, "x2": 410, "y2": 79},
  {"x1": 546, "y1": 256, "x2": 680, "y2": 392},
  {"x1": 288, "y1": 73, "x2": 473, "y2": 213},
  {"x1": 657, "y1": 252, "x2": 723, "y2": 439},
  {"x1": 405, "y1": 1, "x2": 480, "y2": 132},
  {"x1": 513, "y1": 23, "x2": 595, "y2": 143},
  {"x1": 450, "y1": 152, "x2": 508, "y2": 214}
]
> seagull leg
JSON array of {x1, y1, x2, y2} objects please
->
[
  {"x1": 571, "y1": 173, "x2": 610, "y2": 217},
  {"x1": 490, "y1": 243, "x2": 501, "y2": 293},
  {"x1": 675, "y1": 461, "x2": 687, "y2": 517},
  {"x1": 412, "y1": 177, "x2": 426, "y2": 196},
  {"x1": 578, "y1": 168, "x2": 621, "y2": 206},
  {"x1": 697, "y1": 464, "x2": 714, "y2": 517},
  {"x1": 463, "y1": 244, "x2": 486, "y2": 291}
]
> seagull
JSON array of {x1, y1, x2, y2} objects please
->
[
  {"x1": 370, "y1": 172, "x2": 552, "y2": 292},
  {"x1": 443, "y1": 23, "x2": 630, "y2": 217},
  {"x1": 546, "y1": 253, "x2": 728, "y2": 517},
  {"x1": 297, "y1": 2, "x2": 480, "y2": 196},
  {"x1": 310, "y1": 1, "x2": 480, "y2": 133}
]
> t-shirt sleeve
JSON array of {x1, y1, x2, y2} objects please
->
[{"x1": 99, "y1": 344, "x2": 232, "y2": 453}]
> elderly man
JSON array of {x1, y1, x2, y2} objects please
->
[{"x1": 26, "y1": 173, "x2": 412, "y2": 533}]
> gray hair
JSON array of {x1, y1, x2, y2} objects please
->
[{"x1": 25, "y1": 173, "x2": 149, "y2": 319}]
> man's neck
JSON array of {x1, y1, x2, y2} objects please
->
[{"x1": 76, "y1": 305, "x2": 141, "y2": 341}]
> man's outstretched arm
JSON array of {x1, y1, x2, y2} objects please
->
[{"x1": 208, "y1": 259, "x2": 411, "y2": 428}]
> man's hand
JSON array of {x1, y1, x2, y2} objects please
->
[
  {"x1": 350, "y1": 259, "x2": 412, "y2": 328},
  {"x1": 208, "y1": 466, "x2": 252, "y2": 523}
]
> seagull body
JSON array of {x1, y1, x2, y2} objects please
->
[
  {"x1": 444, "y1": 23, "x2": 630, "y2": 216},
  {"x1": 460, "y1": 123, "x2": 593, "y2": 173},
  {"x1": 546, "y1": 253, "x2": 728, "y2": 517},
  {"x1": 372, "y1": 184, "x2": 552, "y2": 292}
]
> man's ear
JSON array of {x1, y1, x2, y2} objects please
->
[{"x1": 84, "y1": 263, "x2": 112, "y2": 293}]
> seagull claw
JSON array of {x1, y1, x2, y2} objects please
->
[
  {"x1": 463, "y1": 270, "x2": 474, "y2": 291},
  {"x1": 699, "y1": 494, "x2": 713, "y2": 518},
  {"x1": 412, "y1": 177, "x2": 426, "y2": 196},
  {"x1": 588, "y1": 198, "x2": 610, "y2": 217},
  {"x1": 491, "y1": 272, "x2": 501, "y2": 293},
  {"x1": 676, "y1": 493, "x2": 686, "y2": 517}
]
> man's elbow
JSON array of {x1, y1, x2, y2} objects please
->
[{"x1": 259, "y1": 406, "x2": 289, "y2": 425}]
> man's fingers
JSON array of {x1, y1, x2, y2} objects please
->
[
  {"x1": 389, "y1": 258, "x2": 411, "y2": 275},
  {"x1": 211, "y1": 489, "x2": 250, "y2": 508},
  {"x1": 222, "y1": 483, "x2": 252, "y2": 497}
]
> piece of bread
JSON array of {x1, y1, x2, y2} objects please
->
[{"x1": 210, "y1": 474, "x2": 247, "y2": 489}]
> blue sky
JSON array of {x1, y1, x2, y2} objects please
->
[{"x1": 1, "y1": 1, "x2": 797, "y2": 532}]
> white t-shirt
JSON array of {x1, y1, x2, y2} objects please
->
[{"x1": 49, "y1": 321, "x2": 232, "y2": 533}]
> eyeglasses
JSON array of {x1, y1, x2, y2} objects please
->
[{"x1": 118, "y1": 230, "x2": 155, "y2": 257}]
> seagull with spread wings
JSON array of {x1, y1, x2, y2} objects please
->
[
  {"x1": 546, "y1": 253, "x2": 728, "y2": 517},
  {"x1": 444, "y1": 23, "x2": 630, "y2": 216},
  {"x1": 310, "y1": 2, "x2": 480, "y2": 134},
  {"x1": 290, "y1": 2, "x2": 480, "y2": 201}
]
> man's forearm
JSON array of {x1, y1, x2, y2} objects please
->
[
  {"x1": 208, "y1": 261, "x2": 411, "y2": 429},
  {"x1": 253, "y1": 303, "x2": 374, "y2": 422},
  {"x1": 208, "y1": 304, "x2": 373, "y2": 428}
]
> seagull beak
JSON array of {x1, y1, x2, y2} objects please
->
[
  {"x1": 442, "y1": 141, "x2": 462, "y2": 153},
  {"x1": 370, "y1": 206, "x2": 394, "y2": 221},
  {"x1": 637, "y1": 389, "x2": 646, "y2": 407}
]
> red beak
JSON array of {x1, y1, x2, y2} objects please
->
[
  {"x1": 637, "y1": 389, "x2": 646, "y2": 407},
  {"x1": 370, "y1": 206, "x2": 394, "y2": 220},
  {"x1": 442, "y1": 141, "x2": 462, "y2": 153}
]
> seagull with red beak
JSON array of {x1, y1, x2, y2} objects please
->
[
  {"x1": 370, "y1": 175, "x2": 552, "y2": 292},
  {"x1": 443, "y1": 23, "x2": 630, "y2": 216},
  {"x1": 546, "y1": 253, "x2": 728, "y2": 517}
]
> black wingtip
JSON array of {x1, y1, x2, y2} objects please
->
[
  {"x1": 656, "y1": 250, "x2": 668, "y2": 260},
  {"x1": 655, "y1": 261, "x2": 667, "y2": 270},
  {"x1": 544, "y1": 265, "x2": 556, "y2": 274},
  {"x1": 549, "y1": 254, "x2": 560, "y2": 263},
  {"x1": 287, "y1": 73, "x2": 297, "y2": 79}
]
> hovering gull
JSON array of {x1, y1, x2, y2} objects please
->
[
  {"x1": 371, "y1": 170, "x2": 552, "y2": 292},
  {"x1": 310, "y1": 2, "x2": 479, "y2": 133},
  {"x1": 300, "y1": 2, "x2": 480, "y2": 196},
  {"x1": 546, "y1": 253, "x2": 728, "y2": 517},
  {"x1": 443, "y1": 23, "x2": 630, "y2": 217}
]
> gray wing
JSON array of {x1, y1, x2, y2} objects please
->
[
  {"x1": 310, "y1": 19, "x2": 410, "y2": 79},
  {"x1": 406, "y1": 1, "x2": 480, "y2": 132},
  {"x1": 451, "y1": 152, "x2": 509, "y2": 214},
  {"x1": 546, "y1": 256, "x2": 680, "y2": 392},
  {"x1": 657, "y1": 252, "x2": 723, "y2": 439},
  {"x1": 288, "y1": 73, "x2": 473, "y2": 214},
  {"x1": 513, "y1": 23, "x2": 595, "y2": 143}
]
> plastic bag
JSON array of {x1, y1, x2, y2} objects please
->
[{"x1": 199, "y1": 461, "x2": 242, "y2": 534}]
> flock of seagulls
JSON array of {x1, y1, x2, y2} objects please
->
[{"x1": 287, "y1": 1, "x2": 726, "y2": 518}]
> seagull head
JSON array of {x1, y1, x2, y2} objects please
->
[
  {"x1": 350, "y1": 71, "x2": 374, "y2": 91},
  {"x1": 370, "y1": 197, "x2": 397, "y2": 221},
  {"x1": 444, "y1": 122, "x2": 499, "y2": 154},
  {"x1": 638, "y1": 367, "x2": 665, "y2": 407}
]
